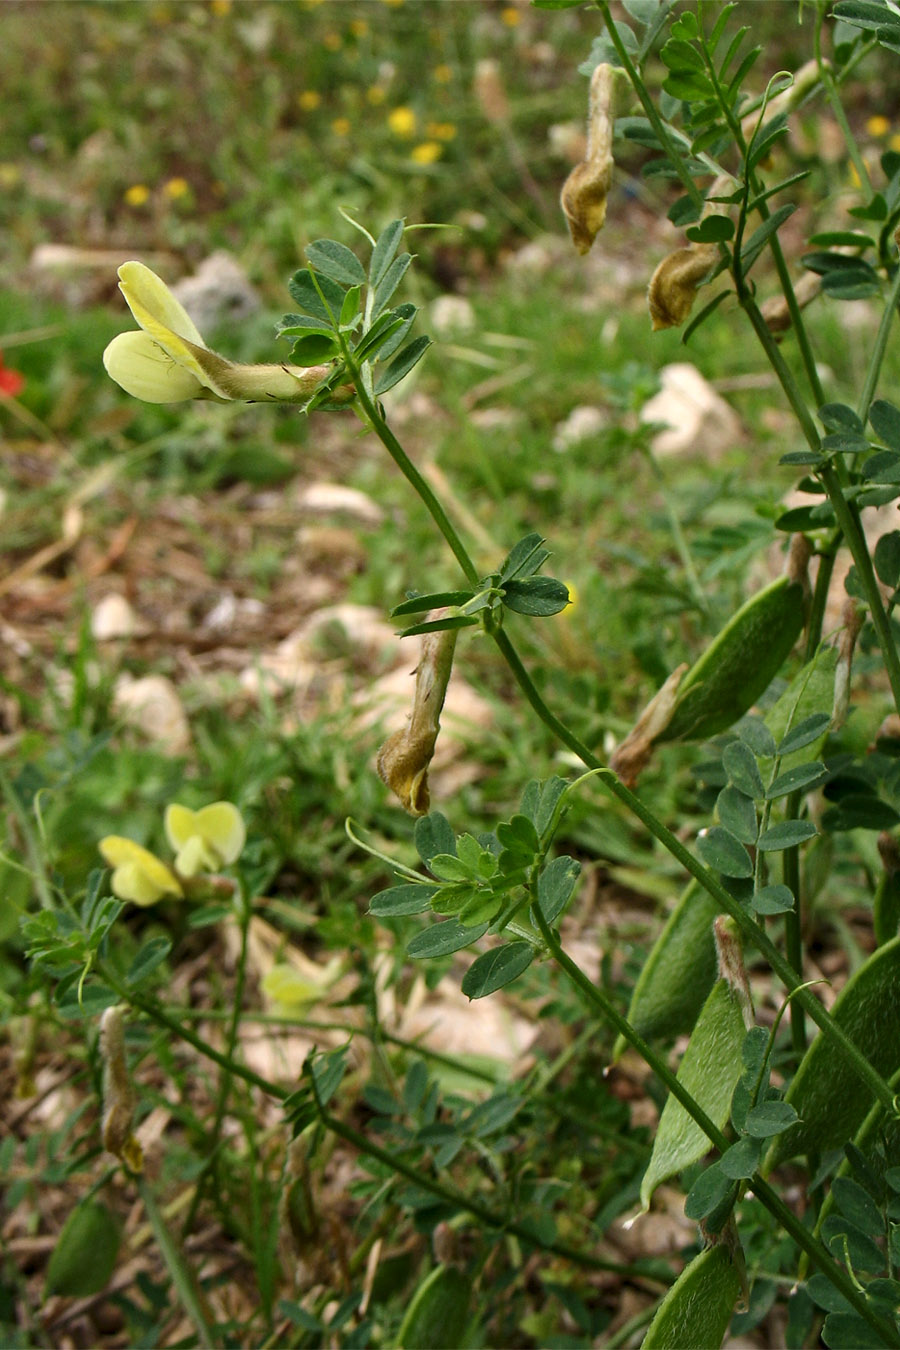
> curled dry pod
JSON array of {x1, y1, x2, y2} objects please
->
[
  {"x1": 560, "y1": 63, "x2": 615, "y2": 255},
  {"x1": 648, "y1": 241, "x2": 721, "y2": 330},
  {"x1": 659, "y1": 561, "x2": 808, "y2": 744}
]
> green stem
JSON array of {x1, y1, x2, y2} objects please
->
[
  {"x1": 532, "y1": 899, "x2": 900, "y2": 1345},
  {"x1": 345, "y1": 352, "x2": 481, "y2": 588},
  {"x1": 489, "y1": 620, "x2": 898, "y2": 1115},
  {"x1": 596, "y1": 0, "x2": 705, "y2": 211},
  {"x1": 814, "y1": 7, "x2": 873, "y2": 197},
  {"x1": 103, "y1": 977, "x2": 288, "y2": 1101},
  {"x1": 306, "y1": 1068, "x2": 672, "y2": 1283},
  {"x1": 739, "y1": 294, "x2": 900, "y2": 714},
  {"x1": 137, "y1": 1175, "x2": 216, "y2": 1349},
  {"x1": 182, "y1": 893, "x2": 254, "y2": 1236},
  {"x1": 857, "y1": 255, "x2": 900, "y2": 421}
]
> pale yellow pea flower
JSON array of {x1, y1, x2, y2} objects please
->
[
  {"x1": 164, "y1": 801, "x2": 246, "y2": 877},
  {"x1": 98, "y1": 837, "x2": 184, "y2": 906},
  {"x1": 103, "y1": 262, "x2": 352, "y2": 405}
]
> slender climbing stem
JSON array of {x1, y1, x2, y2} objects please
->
[
  {"x1": 344, "y1": 346, "x2": 481, "y2": 587},
  {"x1": 489, "y1": 619, "x2": 898, "y2": 1115}
]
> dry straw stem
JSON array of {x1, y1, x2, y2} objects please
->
[
  {"x1": 376, "y1": 620, "x2": 458, "y2": 815},
  {"x1": 560, "y1": 63, "x2": 617, "y2": 254}
]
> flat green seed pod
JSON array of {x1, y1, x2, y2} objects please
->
[
  {"x1": 660, "y1": 577, "x2": 806, "y2": 743},
  {"x1": 641, "y1": 1245, "x2": 741, "y2": 1350},
  {"x1": 612, "y1": 880, "x2": 721, "y2": 1061}
]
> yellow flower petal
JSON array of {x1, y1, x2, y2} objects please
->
[
  {"x1": 117, "y1": 261, "x2": 205, "y2": 346},
  {"x1": 99, "y1": 836, "x2": 183, "y2": 905},
  {"x1": 164, "y1": 801, "x2": 246, "y2": 868},
  {"x1": 102, "y1": 331, "x2": 208, "y2": 403},
  {"x1": 173, "y1": 834, "x2": 219, "y2": 878}
]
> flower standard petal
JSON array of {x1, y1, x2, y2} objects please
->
[
  {"x1": 164, "y1": 801, "x2": 246, "y2": 870},
  {"x1": 98, "y1": 836, "x2": 183, "y2": 905},
  {"x1": 102, "y1": 331, "x2": 207, "y2": 403},
  {"x1": 117, "y1": 261, "x2": 206, "y2": 346}
]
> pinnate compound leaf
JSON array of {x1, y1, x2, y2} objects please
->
[
  {"x1": 640, "y1": 1246, "x2": 741, "y2": 1350},
  {"x1": 461, "y1": 941, "x2": 534, "y2": 999},
  {"x1": 640, "y1": 980, "x2": 746, "y2": 1210},
  {"x1": 287, "y1": 268, "x2": 347, "y2": 324},
  {"x1": 765, "y1": 936, "x2": 900, "y2": 1167},
  {"x1": 126, "y1": 935, "x2": 172, "y2": 987}
]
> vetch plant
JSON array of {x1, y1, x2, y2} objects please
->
[{"x1": 16, "y1": 4, "x2": 900, "y2": 1344}]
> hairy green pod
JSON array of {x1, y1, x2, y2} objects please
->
[
  {"x1": 395, "y1": 1265, "x2": 472, "y2": 1349},
  {"x1": 660, "y1": 576, "x2": 806, "y2": 743},
  {"x1": 612, "y1": 880, "x2": 720, "y2": 1062},
  {"x1": 641, "y1": 1245, "x2": 741, "y2": 1350},
  {"x1": 44, "y1": 1199, "x2": 121, "y2": 1297}
]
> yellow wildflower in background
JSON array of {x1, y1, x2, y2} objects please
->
[
  {"x1": 433, "y1": 63, "x2": 452, "y2": 83},
  {"x1": 367, "y1": 85, "x2": 387, "y2": 105},
  {"x1": 349, "y1": 17, "x2": 369, "y2": 36},
  {"x1": 124, "y1": 184, "x2": 150, "y2": 207},
  {"x1": 388, "y1": 106, "x2": 417, "y2": 137},
  {"x1": 323, "y1": 30, "x2": 341, "y2": 50},
  {"x1": 163, "y1": 177, "x2": 189, "y2": 200},
  {"x1": 501, "y1": 6, "x2": 522, "y2": 25},
  {"x1": 411, "y1": 141, "x2": 442, "y2": 165},
  {"x1": 890, "y1": 133, "x2": 900, "y2": 153},
  {"x1": 426, "y1": 121, "x2": 456, "y2": 141},
  {"x1": 332, "y1": 117, "x2": 351, "y2": 137},
  {"x1": 866, "y1": 115, "x2": 890, "y2": 137},
  {"x1": 297, "y1": 90, "x2": 321, "y2": 111},
  {"x1": 210, "y1": 0, "x2": 231, "y2": 14}
]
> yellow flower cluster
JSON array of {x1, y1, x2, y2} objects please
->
[{"x1": 99, "y1": 801, "x2": 246, "y2": 905}]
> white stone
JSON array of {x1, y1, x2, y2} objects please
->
[
  {"x1": 429, "y1": 294, "x2": 476, "y2": 339},
  {"x1": 552, "y1": 404, "x2": 607, "y2": 453},
  {"x1": 296, "y1": 482, "x2": 384, "y2": 526},
  {"x1": 113, "y1": 675, "x2": 191, "y2": 754},
  {"x1": 91, "y1": 593, "x2": 140, "y2": 640},
  {"x1": 169, "y1": 251, "x2": 259, "y2": 333},
  {"x1": 640, "y1": 363, "x2": 742, "y2": 458}
]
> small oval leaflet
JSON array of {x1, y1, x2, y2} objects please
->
[
  {"x1": 369, "y1": 884, "x2": 437, "y2": 917},
  {"x1": 697, "y1": 825, "x2": 754, "y2": 877},
  {"x1": 407, "y1": 919, "x2": 489, "y2": 960},
  {"x1": 461, "y1": 940, "x2": 534, "y2": 1000}
]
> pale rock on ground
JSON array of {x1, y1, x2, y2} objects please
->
[
  {"x1": 295, "y1": 482, "x2": 385, "y2": 527},
  {"x1": 91, "y1": 593, "x2": 145, "y2": 641},
  {"x1": 429, "y1": 294, "x2": 477, "y2": 339},
  {"x1": 113, "y1": 674, "x2": 191, "y2": 754},
  {"x1": 640, "y1": 362, "x2": 742, "y2": 458},
  {"x1": 552, "y1": 404, "x2": 608, "y2": 453},
  {"x1": 168, "y1": 251, "x2": 260, "y2": 333}
]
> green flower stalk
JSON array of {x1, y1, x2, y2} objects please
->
[{"x1": 103, "y1": 262, "x2": 353, "y2": 405}]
